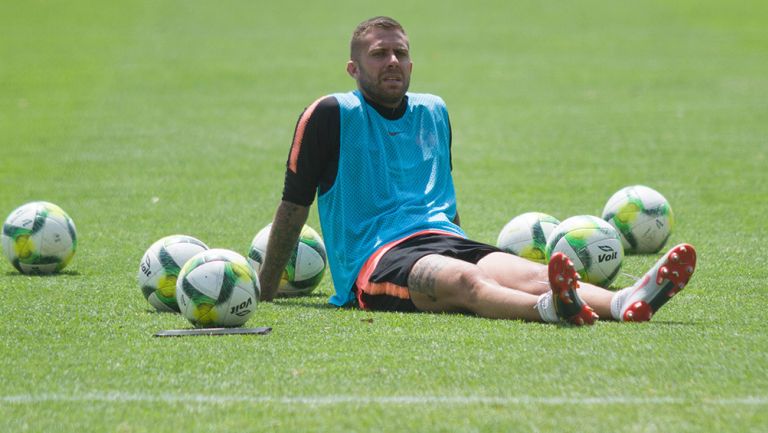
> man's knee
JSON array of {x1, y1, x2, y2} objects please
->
[
  {"x1": 455, "y1": 265, "x2": 494, "y2": 306},
  {"x1": 408, "y1": 255, "x2": 490, "y2": 310}
]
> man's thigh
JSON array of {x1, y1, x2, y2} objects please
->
[
  {"x1": 476, "y1": 252, "x2": 549, "y2": 295},
  {"x1": 407, "y1": 253, "x2": 481, "y2": 313},
  {"x1": 407, "y1": 253, "x2": 543, "y2": 320}
]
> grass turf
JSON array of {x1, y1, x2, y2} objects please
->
[{"x1": 1, "y1": 0, "x2": 767, "y2": 432}]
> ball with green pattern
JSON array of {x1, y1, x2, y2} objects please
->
[
  {"x1": 176, "y1": 249, "x2": 260, "y2": 327},
  {"x1": 497, "y1": 212, "x2": 560, "y2": 264},
  {"x1": 248, "y1": 223, "x2": 327, "y2": 296},
  {"x1": 138, "y1": 235, "x2": 209, "y2": 312},
  {"x1": 545, "y1": 215, "x2": 624, "y2": 288},
  {"x1": 602, "y1": 185, "x2": 674, "y2": 254},
  {"x1": 2, "y1": 201, "x2": 77, "y2": 274}
]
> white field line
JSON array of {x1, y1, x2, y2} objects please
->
[{"x1": 1, "y1": 392, "x2": 767, "y2": 406}]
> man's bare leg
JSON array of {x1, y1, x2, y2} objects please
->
[
  {"x1": 407, "y1": 254, "x2": 542, "y2": 321},
  {"x1": 476, "y1": 251, "x2": 614, "y2": 318}
]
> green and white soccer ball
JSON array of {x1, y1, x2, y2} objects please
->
[
  {"x1": 138, "y1": 235, "x2": 209, "y2": 312},
  {"x1": 248, "y1": 223, "x2": 327, "y2": 296},
  {"x1": 2, "y1": 201, "x2": 77, "y2": 274},
  {"x1": 602, "y1": 185, "x2": 674, "y2": 254},
  {"x1": 545, "y1": 215, "x2": 624, "y2": 288},
  {"x1": 176, "y1": 249, "x2": 260, "y2": 328},
  {"x1": 496, "y1": 212, "x2": 560, "y2": 264}
]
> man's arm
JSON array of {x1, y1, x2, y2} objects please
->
[
  {"x1": 453, "y1": 210, "x2": 461, "y2": 227},
  {"x1": 258, "y1": 200, "x2": 310, "y2": 301},
  {"x1": 262, "y1": 96, "x2": 338, "y2": 300}
]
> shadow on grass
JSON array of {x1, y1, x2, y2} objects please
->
[
  {"x1": 641, "y1": 320, "x2": 702, "y2": 326},
  {"x1": 272, "y1": 294, "x2": 339, "y2": 310},
  {"x1": 252, "y1": 292, "x2": 709, "y2": 326},
  {"x1": 144, "y1": 309, "x2": 180, "y2": 314},
  {"x1": 550, "y1": 319, "x2": 703, "y2": 328},
  {"x1": 4, "y1": 270, "x2": 81, "y2": 277},
  {"x1": 137, "y1": 292, "x2": 336, "y2": 314}
]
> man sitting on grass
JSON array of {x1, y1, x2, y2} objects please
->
[{"x1": 257, "y1": 16, "x2": 697, "y2": 325}]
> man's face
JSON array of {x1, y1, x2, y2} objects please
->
[{"x1": 347, "y1": 28, "x2": 412, "y2": 108}]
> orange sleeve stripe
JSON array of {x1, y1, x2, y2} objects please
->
[{"x1": 288, "y1": 96, "x2": 326, "y2": 173}]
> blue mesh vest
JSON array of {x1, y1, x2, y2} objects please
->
[{"x1": 319, "y1": 90, "x2": 466, "y2": 306}]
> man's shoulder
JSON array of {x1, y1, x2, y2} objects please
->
[
  {"x1": 328, "y1": 91, "x2": 364, "y2": 109},
  {"x1": 299, "y1": 95, "x2": 340, "y2": 123},
  {"x1": 309, "y1": 95, "x2": 341, "y2": 112},
  {"x1": 406, "y1": 92, "x2": 447, "y2": 109}
]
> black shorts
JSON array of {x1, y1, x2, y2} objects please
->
[{"x1": 355, "y1": 232, "x2": 501, "y2": 312}]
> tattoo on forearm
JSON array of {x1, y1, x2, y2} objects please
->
[
  {"x1": 260, "y1": 201, "x2": 309, "y2": 300},
  {"x1": 278, "y1": 201, "x2": 302, "y2": 220},
  {"x1": 408, "y1": 257, "x2": 446, "y2": 301}
]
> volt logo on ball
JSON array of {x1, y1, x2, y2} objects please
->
[
  {"x1": 230, "y1": 297, "x2": 253, "y2": 317},
  {"x1": 597, "y1": 245, "x2": 618, "y2": 263}
]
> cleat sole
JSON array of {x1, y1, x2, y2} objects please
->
[
  {"x1": 623, "y1": 301, "x2": 653, "y2": 322},
  {"x1": 658, "y1": 245, "x2": 696, "y2": 291},
  {"x1": 548, "y1": 253, "x2": 598, "y2": 326},
  {"x1": 623, "y1": 243, "x2": 697, "y2": 321}
]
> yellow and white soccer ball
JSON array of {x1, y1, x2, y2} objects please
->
[
  {"x1": 248, "y1": 224, "x2": 327, "y2": 296},
  {"x1": 138, "y1": 235, "x2": 209, "y2": 313},
  {"x1": 497, "y1": 212, "x2": 560, "y2": 264},
  {"x1": 176, "y1": 249, "x2": 260, "y2": 328},
  {"x1": 2, "y1": 201, "x2": 77, "y2": 274},
  {"x1": 602, "y1": 185, "x2": 674, "y2": 254},
  {"x1": 545, "y1": 215, "x2": 624, "y2": 288}
]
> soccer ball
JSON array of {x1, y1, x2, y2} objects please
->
[
  {"x1": 545, "y1": 215, "x2": 624, "y2": 287},
  {"x1": 176, "y1": 249, "x2": 260, "y2": 328},
  {"x1": 138, "y1": 235, "x2": 209, "y2": 312},
  {"x1": 248, "y1": 223, "x2": 327, "y2": 296},
  {"x1": 2, "y1": 201, "x2": 77, "y2": 274},
  {"x1": 602, "y1": 185, "x2": 674, "y2": 254},
  {"x1": 496, "y1": 212, "x2": 560, "y2": 263}
]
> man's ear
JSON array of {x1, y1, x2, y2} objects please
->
[{"x1": 346, "y1": 60, "x2": 358, "y2": 79}]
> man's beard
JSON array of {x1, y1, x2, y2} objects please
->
[{"x1": 358, "y1": 71, "x2": 410, "y2": 107}]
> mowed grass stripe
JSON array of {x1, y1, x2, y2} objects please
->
[{"x1": 2, "y1": 392, "x2": 768, "y2": 406}]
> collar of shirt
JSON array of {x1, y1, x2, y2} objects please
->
[{"x1": 361, "y1": 94, "x2": 408, "y2": 120}]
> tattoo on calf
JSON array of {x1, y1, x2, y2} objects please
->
[{"x1": 408, "y1": 257, "x2": 447, "y2": 301}]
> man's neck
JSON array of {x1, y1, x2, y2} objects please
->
[{"x1": 361, "y1": 93, "x2": 408, "y2": 120}]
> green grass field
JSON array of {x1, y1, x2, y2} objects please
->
[{"x1": 2, "y1": 0, "x2": 767, "y2": 431}]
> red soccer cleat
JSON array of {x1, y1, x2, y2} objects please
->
[
  {"x1": 548, "y1": 252, "x2": 599, "y2": 325},
  {"x1": 622, "y1": 243, "x2": 697, "y2": 322}
]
